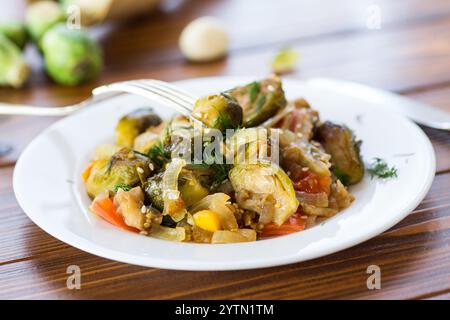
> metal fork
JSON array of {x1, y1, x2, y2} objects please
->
[{"x1": 0, "y1": 79, "x2": 200, "y2": 122}]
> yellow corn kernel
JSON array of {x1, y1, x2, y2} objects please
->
[{"x1": 193, "y1": 210, "x2": 222, "y2": 232}]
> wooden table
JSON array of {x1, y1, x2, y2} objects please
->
[{"x1": 1, "y1": 0, "x2": 450, "y2": 299}]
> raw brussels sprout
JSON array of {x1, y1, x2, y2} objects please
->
[
  {"x1": 145, "y1": 172, "x2": 164, "y2": 211},
  {"x1": 41, "y1": 24, "x2": 103, "y2": 85},
  {"x1": 229, "y1": 163, "x2": 299, "y2": 226},
  {"x1": 85, "y1": 148, "x2": 150, "y2": 198},
  {"x1": 192, "y1": 93, "x2": 243, "y2": 131},
  {"x1": 115, "y1": 108, "x2": 162, "y2": 148},
  {"x1": 0, "y1": 21, "x2": 28, "y2": 50},
  {"x1": 25, "y1": 1, "x2": 66, "y2": 44},
  {"x1": 228, "y1": 75, "x2": 287, "y2": 127},
  {"x1": 315, "y1": 121, "x2": 364, "y2": 185},
  {"x1": 0, "y1": 34, "x2": 30, "y2": 88}
]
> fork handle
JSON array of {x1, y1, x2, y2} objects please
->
[{"x1": 0, "y1": 102, "x2": 81, "y2": 116}]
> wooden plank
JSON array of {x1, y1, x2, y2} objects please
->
[
  {"x1": 2, "y1": 17, "x2": 450, "y2": 166},
  {"x1": 0, "y1": 165, "x2": 449, "y2": 299}
]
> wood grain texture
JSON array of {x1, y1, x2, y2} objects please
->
[
  {"x1": 0, "y1": 168, "x2": 449, "y2": 299},
  {"x1": 1, "y1": 0, "x2": 450, "y2": 300}
]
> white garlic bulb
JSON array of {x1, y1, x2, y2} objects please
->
[{"x1": 179, "y1": 16, "x2": 229, "y2": 62}]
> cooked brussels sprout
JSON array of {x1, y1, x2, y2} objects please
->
[
  {"x1": 192, "y1": 93, "x2": 243, "y2": 131},
  {"x1": 115, "y1": 108, "x2": 162, "y2": 148},
  {"x1": 0, "y1": 21, "x2": 28, "y2": 50},
  {"x1": 41, "y1": 24, "x2": 102, "y2": 85},
  {"x1": 0, "y1": 34, "x2": 30, "y2": 88},
  {"x1": 85, "y1": 148, "x2": 150, "y2": 198},
  {"x1": 178, "y1": 170, "x2": 210, "y2": 207},
  {"x1": 25, "y1": 1, "x2": 66, "y2": 44},
  {"x1": 229, "y1": 163, "x2": 299, "y2": 226},
  {"x1": 228, "y1": 127, "x2": 273, "y2": 164},
  {"x1": 145, "y1": 172, "x2": 164, "y2": 211},
  {"x1": 315, "y1": 121, "x2": 364, "y2": 185},
  {"x1": 281, "y1": 141, "x2": 331, "y2": 180},
  {"x1": 228, "y1": 75, "x2": 287, "y2": 127}
]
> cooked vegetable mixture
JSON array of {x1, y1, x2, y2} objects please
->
[{"x1": 83, "y1": 76, "x2": 364, "y2": 243}]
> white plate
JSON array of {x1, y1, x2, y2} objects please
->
[{"x1": 13, "y1": 77, "x2": 435, "y2": 270}]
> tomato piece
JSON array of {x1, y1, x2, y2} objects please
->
[
  {"x1": 260, "y1": 212, "x2": 307, "y2": 239},
  {"x1": 293, "y1": 171, "x2": 331, "y2": 194}
]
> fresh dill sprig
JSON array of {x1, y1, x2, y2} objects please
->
[
  {"x1": 147, "y1": 140, "x2": 170, "y2": 167},
  {"x1": 114, "y1": 183, "x2": 131, "y2": 192},
  {"x1": 367, "y1": 158, "x2": 398, "y2": 179}
]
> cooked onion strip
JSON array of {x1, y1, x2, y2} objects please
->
[
  {"x1": 162, "y1": 158, "x2": 187, "y2": 222},
  {"x1": 295, "y1": 191, "x2": 328, "y2": 208}
]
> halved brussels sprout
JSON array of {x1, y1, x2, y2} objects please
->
[
  {"x1": 115, "y1": 108, "x2": 162, "y2": 148},
  {"x1": 315, "y1": 121, "x2": 364, "y2": 185},
  {"x1": 229, "y1": 163, "x2": 299, "y2": 226},
  {"x1": 227, "y1": 127, "x2": 275, "y2": 165},
  {"x1": 145, "y1": 172, "x2": 164, "y2": 211},
  {"x1": 281, "y1": 141, "x2": 331, "y2": 180},
  {"x1": 228, "y1": 75, "x2": 287, "y2": 127},
  {"x1": 178, "y1": 169, "x2": 210, "y2": 207},
  {"x1": 85, "y1": 148, "x2": 150, "y2": 198},
  {"x1": 192, "y1": 93, "x2": 243, "y2": 131}
]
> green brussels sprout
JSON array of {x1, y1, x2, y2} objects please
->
[
  {"x1": 85, "y1": 148, "x2": 150, "y2": 198},
  {"x1": 25, "y1": 1, "x2": 66, "y2": 44},
  {"x1": 0, "y1": 34, "x2": 30, "y2": 88},
  {"x1": 228, "y1": 75, "x2": 287, "y2": 127},
  {"x1": 229, "y1": 163, "x2": 299, "y2": 226},
  {"x1": 145, "y1": 172, "x2": 164, "y2": 211},
  {"x1": 315, "y1": 121, "x2": 364, "y2": 185},
  {"x1": 41, "y1": 23, "x2": 102, "y2": 86},
  {"x1": 192, "y1": 93, "x2": 243, "y2": 131},
  {"x1": 0, "y1": 21, "x2": 28, "y2": 50},
  {"x1": 115, "y1": 108, "x2": 163, "y2": 148}
]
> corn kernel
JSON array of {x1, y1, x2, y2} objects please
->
[{"x1": 193, "y1": 210, "x2": 222, "y2": 232}]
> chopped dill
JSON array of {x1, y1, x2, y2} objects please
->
[
  {"x1": 114, "y1": 183, "x2": 131, "y2": 192},
  {"x1": 147, "y1": 140, "x2": 170, "y2": 167},
  {"x1": 367, "y1": 158, "x2": 398, "y2": 179}
]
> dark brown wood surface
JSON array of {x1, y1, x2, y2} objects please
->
[{"x1": 1, "y1": 0, "x2": 449, "y2": 299}]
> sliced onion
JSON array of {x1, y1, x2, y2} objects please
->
[
  {"x1": 296, "y1": 191, "x2": 328, "y2": 208},
  {"x1": 190, "y1": 193, "x2": 238, "y2": 231},
  {"x1": 162, "y1": 158, "x2": 187, "y2": 222},
  {"x1": 301, "y1": 203, "x2": 338, "y2": 217},
  {"x1": 148, "y1": 225, "x2": 186, "y2": 242},
  {"x1": 211, "y1": 229, "x2": 257, "y2": 244}
]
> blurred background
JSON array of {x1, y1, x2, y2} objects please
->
[{"x1": 0, "y1": 0, "x2": 449, "y2": 163}]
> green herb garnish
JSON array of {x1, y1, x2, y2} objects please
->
[
  {"x1": 249, "y1": 81, "x2": 260, "y2": 103},
  {"x1": 114, "y1": 183, "x2": 131, "y2": 192},
  {"x1": 367, "y1": 158, "x2": 398, "y2": 179}
]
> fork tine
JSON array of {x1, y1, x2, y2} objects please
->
[
  {"x1": 145, "y1": 80, "x2": 197, "y2": 104},
  {"x1": 130, "y1": 81, "x2": 194, "y2": 113},
  {"x1": 92, "y1": 80, "x2": 205, "y2": 126},
  {"x1": 133, "y1": 80, "x2": 196, "y2": 111}
]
